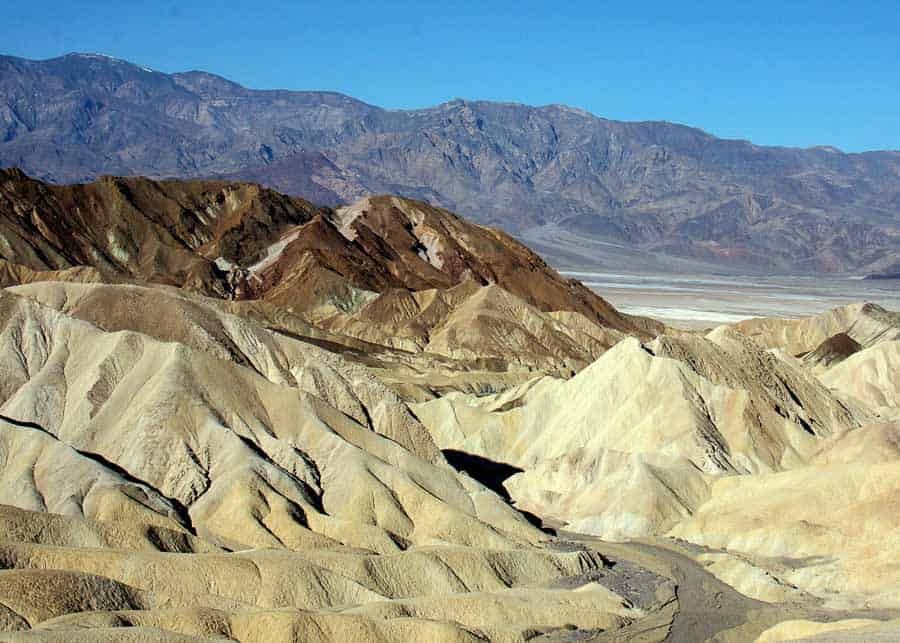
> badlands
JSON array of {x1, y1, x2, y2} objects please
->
[{"x1": 0, "y1": 168, "x2": 898, "y2": 641}]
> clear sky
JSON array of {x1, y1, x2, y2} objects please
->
[{"x1": 3, "y1": 1, "x2": 899, "y2": 152}]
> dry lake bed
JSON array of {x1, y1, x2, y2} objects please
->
[{"x1": 564, "y1": 271, "x2": 900, "y2": 329}]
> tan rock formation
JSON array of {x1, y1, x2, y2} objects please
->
[
  {"x1": 414, "y1": 328, "x2": 863, "y2": 541},
  {"x1": 733, "y1": 302, "x2": 900, "y2": 356},
  {"x1": 820, "y1": 341, "x2": 900, "y2": 413}
]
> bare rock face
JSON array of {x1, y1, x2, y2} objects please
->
[
  {"x1": 0, "y1": 172, "x2": 667, "y2": 637},
  {"x1": 755, "y1": 618, "x2": 900, "y2": 642},
  {"x1": 410, "y1": 305, "x2": 900, "y2": 613},
  {"x1": 0, "y1": 289, "x2": 500, "y2": 548},
  {"x1": 802, "y1": 332, "x2": 863, "y2": 369},
  {"x1": 0, "y1": 167, "x2": 323, "y2": 297},
  {"x1": 239, "y1": 194, "x2": 649, "y2": 334},
  {"x1": 0, "y1": 286, "x2": 655, "y2": 639},
  {"x1": 669, "y1": 421, "x2": 900, "y2": 609},
  {"x1": 820, "y1": 340, "x2": 900, "y2": 412}
]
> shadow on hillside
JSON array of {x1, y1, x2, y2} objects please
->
[{"x1": 442, "y1": 449, "x2": 553, "y2": 534}]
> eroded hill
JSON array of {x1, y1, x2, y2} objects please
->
[{"x1": 0, "y1": 169, "x2": 899, "y2": 640}]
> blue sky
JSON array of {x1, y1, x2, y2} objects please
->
[{"x1": 3, "y1": 1, "x2": 899, "y2": 152}]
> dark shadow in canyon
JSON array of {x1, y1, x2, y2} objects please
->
[{"x1": 442, "y1": 449, "x2": 553, "y2": 534}]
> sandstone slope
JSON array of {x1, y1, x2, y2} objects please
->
[
  {"x1": 0, "y1": 286, "x2": 663, "y2": 640},
  {"x1": 413, "y1": 327, "x2": 862, "y2": 540},
  {"x1": 3, "y1": 167, "x2": 900, "y2": 637},
  {"x1": 733, "y1": 302, "x2": 900, "y2": 356},
  {"x1": 819, "y1": 341, "x2": 900, "y2": 413},
  {"x1": 412, "y1": 311, "x2": 900, "y2": 611}
]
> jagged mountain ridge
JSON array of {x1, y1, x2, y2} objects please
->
[
  {"x1": 0, "y1": 168, "x2": 645, "y2": 330},
  {"x1": 2, "y1": 53, "x2": 899, "y2": 272}
]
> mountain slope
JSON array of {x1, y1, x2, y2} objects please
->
[
  {"x1": 0, "y1": 176, "x2": 898, "y2": 637},
  {"x1": 0, "y1": 169, "x2": 659, "y2": 390},
  {"x1": 732, "y1": 302, "x2": 900, "y2": 355},
  {"x1": 0, "y1": 169, "x2": 651, "y2": 331},
  {"x1": 2, "y1": 53, "x2": 899, "y2": 272}
]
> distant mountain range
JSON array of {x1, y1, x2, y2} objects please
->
[{"x1": 1, "y1": 52, "x2": 898, "y2": 274}]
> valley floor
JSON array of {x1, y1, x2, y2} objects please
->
[
  {"x1": 545, "y1": 532, "x2": 900, "y2": 642},
  {"x1": 564, "y1": 271, "x2": 900, "y2": 329}
]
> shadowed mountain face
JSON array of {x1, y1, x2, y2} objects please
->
[{"x1": 2, "y1": 53, "x2": 899, "y2": 273}]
